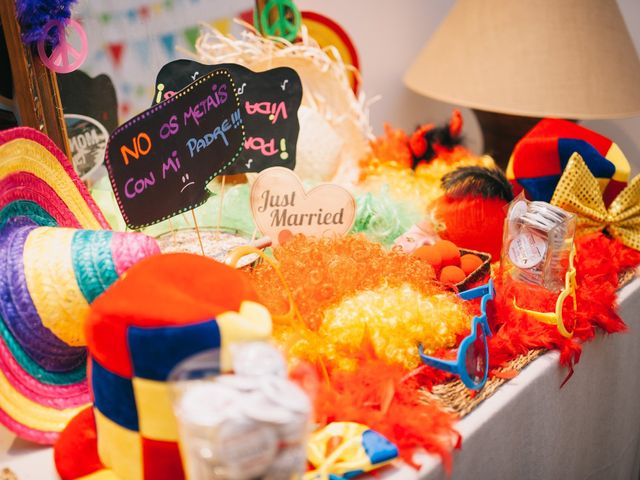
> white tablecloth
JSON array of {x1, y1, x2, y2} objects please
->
[{"x1": 2, "y1": 280, "x2": 640, "y2": 480}]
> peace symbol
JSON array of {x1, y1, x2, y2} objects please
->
[
  {"x1": 37, "y1": 19, "x2": 88, "y2": 74},
  {"x1": 256, "y1": 0, "x2": 301, "y2": 42}
]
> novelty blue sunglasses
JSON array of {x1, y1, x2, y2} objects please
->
[{"x1": 418, "y1": 280, "x2": 495, "y2": 390}]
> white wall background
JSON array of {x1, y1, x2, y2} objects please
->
[{"x1": 295, "y1": 0, "x2": 640, "y2": 174}]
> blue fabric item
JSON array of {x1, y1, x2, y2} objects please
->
[
  {"x1": 91, "y1": 358, "x2": 139, "y2": 431},
  {"x1": 558, "y1": 139, "x2": 615, "y2": 178},
  {"x1": 0, "y1": 201, "x2": 57, "y2": 228},
  {"x1": 341, "y1": 471, "x2": 364, "y2": 479},
  {"x1": 362, "y1": 429, "x2": 399, "y2": 465},
  {"x1": 517, "y1": 174, "x2": 562, "y2": 202},
  {"x1": 128, "y1": 320, "x2": 221, "y2": 381},
  {"x1": 71, "y1": 230, "x2": 117, "y2": 303}
]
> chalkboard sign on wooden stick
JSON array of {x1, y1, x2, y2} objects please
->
[
  {"x1": 153, "y1": 60, "x2": 302, "y2": 174},
  {"x1": 105, "y1": 68, "x2": 244, "y2": 229}
]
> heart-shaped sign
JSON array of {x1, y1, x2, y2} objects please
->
[{"x1": 250, "y1": 167, "x2": 356, "y2": 245}]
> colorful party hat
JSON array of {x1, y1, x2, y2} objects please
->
[
  {"x1": 55, "y1": 253, "x2": 272, "y2": 479},
  {"x1": 506, "y1": 119, "x2": 630, "y2": 207}
]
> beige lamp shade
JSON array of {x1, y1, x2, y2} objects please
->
[{"x1": 404, "y1": 0, "x2": 640, "y2": 119}]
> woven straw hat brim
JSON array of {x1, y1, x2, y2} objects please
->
[
  {"x1": 0, "y1": 406, "x2": 60, "y2": 444},
  {"x1": 23, "y1": 227, "x2": 90, "y2": 347},
  {"x1": 0, "y1": 316, "x2": 85, "y2": 386},
  {"x1": 110, "y1": 231, "x2": 161, "y2": 276},
  {"x1": 0, "y1": 172, "x2": 83, "y2": 228},
  {"x1": 72, "y1": 230, "x2": 118, "y2": 303},
  {"x1": 0, "y1": 369, "x2": 87, "y2": 444},
  {"x1": 0, "y1": 198, "x2": 57, "y2": 229},
  {"x1": 0, "y1": 128, "x2": 109, "y2": 229},
  {"x1": 0, "y1": 336, "x2": 88, "y2": 408},
  {"x1": 0, "y1": 222, "x2": 87, "y2": 371}
]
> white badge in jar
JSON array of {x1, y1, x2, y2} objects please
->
[{"x1": 508, "y1": 231, "x2": 547, "y2": 269}]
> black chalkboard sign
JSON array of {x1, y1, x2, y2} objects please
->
[
  {"x1": 59, "y1": 71, "x2": 118, "y2": 182},
  {"x1": 58, "y1": 70, "x2": 118, "y2": 133},
  {"x1": 153, "y1": 60, "x2": 302, "y2": 174},
  {"x1": 105, "y1": 68, "x2": 244, "y2": 229}
]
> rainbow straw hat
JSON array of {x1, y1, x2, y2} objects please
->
[
  {"x1": 0, "y1": 128, "x2": 159, "y2": 444},
  {"x1": 55, "y1": 253, "x2": 272, "y2": 480}
]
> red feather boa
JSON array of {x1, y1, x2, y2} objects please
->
[
  {"x1": 290, "y1": 340, "x2": 461, "y2": 473},
  {"x1": 490, "y1": 233, "x2": 640, "y2": 372}
]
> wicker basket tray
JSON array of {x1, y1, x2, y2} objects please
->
[
  {"x1": 422, "y1": 349, "x2": 544, "y2": 417},
  {"x1": 455, "y1": 248, "x2": 492, "y2": 291}
]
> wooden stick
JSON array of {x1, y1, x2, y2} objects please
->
[
  {"x1": 108, "y1": 189, "x2": 121, "y2": 230},
  {"x1": 215, "y1": 175, "x2": 226, "y2": 240},
  {"x1": 255, "y1": 0, "x2": 267, "y2": 34},
  {"x1": 191, "y1": 209, "x2": 205, "y2": 256},
  {"x1": 168, "y1": 217, "x2": 177, "y2": 245},
  {"x1": 251, "y1": 236, "x2": 272, "y2": 250},
  {"x1": 247, "y1": 173, "x2": 258, "y2": 242},
  {"x1": 255, "y1": 0, "x2": 279, "y2": 35}
]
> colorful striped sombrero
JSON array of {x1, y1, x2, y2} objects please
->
[{"x1": 0, "y1": 128, "x2": 160, "y2": 444}]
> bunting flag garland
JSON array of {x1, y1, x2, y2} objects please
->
[
  {"x1": 105, "y1": 43, "x2": 125, "y2": 69},
  {"x1": 183, "y1": 25, "x2": 200, "y2": 51},
  {"x1": 159, "y1": 32, "x2": 176, "y2": 57},
  {"x1": 119, "y1": 102, "x2": 131, "y2": 119},
  {"x1": 139, "y1": 6, "x2": 151, "y2": 19},
  {"x1": 77, "y1": 0, "x2": 251, "y2": 120},
  {"x1": 126, "y1": 9, "x2": 137, "y2": 23},
  {"x1": 95, "y1": 0, "x2": 199, "y2": 25}
]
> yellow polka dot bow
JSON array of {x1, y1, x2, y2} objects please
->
[{"x1": 551, "y1": 152, "x2": 640, "y2": 251}]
